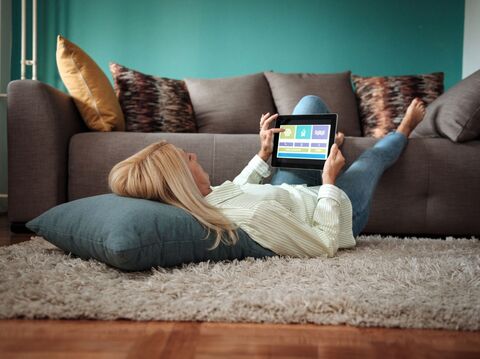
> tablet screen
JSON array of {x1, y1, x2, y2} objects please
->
[
  {"x1": 277, "y1": 124, "x2": 331, "y2": 160},
  {"x1": 271, "y1": 114, "x2": 337, "y2": 170}
]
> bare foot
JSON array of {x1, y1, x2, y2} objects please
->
[
  {"x1": 335, "y1": 132, "x2": 345, "y2": 147},
  {"x1": 397, "y1": 98, "x2": 426, "y2": 137}
]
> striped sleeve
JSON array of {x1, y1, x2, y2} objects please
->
[
  {"x1": 232, "y1": 155, "x2": 271, "y2": 185},
  {"x1": 232, "y1": 198, "x2": 340, "y2": 258},
  {"x1": 312, "y1": 184, "x2": 342, "y2": 254}
]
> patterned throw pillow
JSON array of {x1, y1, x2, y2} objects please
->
[
  {"x1": 352, "y1": 72, "x2": 444, "y2": 138},
  {"x1": 109, "y1": 63, "x2": 197, "y2": 132}
]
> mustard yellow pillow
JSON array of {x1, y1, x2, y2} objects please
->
[{"x1": 56, "y1": 35, "x2": 125, "y2": 131}]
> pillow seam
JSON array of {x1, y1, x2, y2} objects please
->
[
  {"x1": 37, "y1": 226, "x2": 157, "y2": 249},
  {"x1": 36, "y1": 227, "x2": 210, "y2": 253},
  {"x1": 456, "y1": 104, "x2": 480, "y2": 140}
]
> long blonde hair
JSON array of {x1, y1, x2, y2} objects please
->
[{"x1": 108, "y1": 141, "x2": 238, "y2": 249}]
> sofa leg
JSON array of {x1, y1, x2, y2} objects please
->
[{"x1": 10, "y1": 222, "x2": 33, "y2": 234}]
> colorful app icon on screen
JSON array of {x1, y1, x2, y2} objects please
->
[
  {"x1": 280, "y1": 125, "x2": 296, "y2": 139},
  {"x1": 295, "y1": 125, "x2": 312, "y2": 139},
  {"x1": 312, "y1": 125, "x2": 329, "y2": 139}
]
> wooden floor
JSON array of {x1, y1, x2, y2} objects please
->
[{"x1": 1, "y1": 214, "x2": 479, "y2": 358}]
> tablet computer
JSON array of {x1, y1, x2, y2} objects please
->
[{"x1": 271, "y1": 114, "x2": 338, "y2": 170}]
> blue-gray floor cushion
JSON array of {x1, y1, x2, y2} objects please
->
[{"x1": 26, "y1": 194, "x2": 275, "y2": 271}]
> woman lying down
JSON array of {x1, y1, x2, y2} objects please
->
[{"x1": 108, "y1": 95, "x2": 425, "y2": 259}]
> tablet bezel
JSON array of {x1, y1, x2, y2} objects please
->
[{"x1": 271, "y1": 114, "x2": 338, "y2": 170}]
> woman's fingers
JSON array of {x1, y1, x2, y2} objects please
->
[
  {"x1": 330, "y1": 144, "x2": 345, "y2": 165},
  {"x1": 336, "y1": 150, "x2": 345, "y2": 165},
  {"x1": 260, "y1": 113, "x2": 278, "y2": 131},
  {"x1": 260, "y1": 115, "x2": 268, "y2": 128},
  {"x1": 331, "y1": 143, "x2": 338, "y2": 154},
  {"x1": 259, "y1": 112, "x2": 270, "y2": 128},
  {"x1": 263, "y1": 113, "x2": 278, "y2": 129}
]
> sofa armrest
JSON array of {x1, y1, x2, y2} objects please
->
[{"x1": 7, "y1": 80, "x2": 88, "y2": 224}]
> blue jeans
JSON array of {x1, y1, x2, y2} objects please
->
[{"x1": 270, "y1": 95, "x2": 408, "y2": 237}]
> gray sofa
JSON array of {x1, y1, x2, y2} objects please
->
[{"x1": 7, "y1": 78, "x2": 480, "y2": 237}]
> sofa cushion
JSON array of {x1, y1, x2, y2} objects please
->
[
  {"x1": 56, "y1": 35, "x2": 125, "y2": 131},
  {"x1": 264, "y1": 71, "x2": 361, "y2": 137},
  {"x1": 352, "y1": 72, "x2": 444, "y2": 138},
  {"x1": 411, "y1": 69, "x2": 480, "y2": 142},
  {"x1": 109, "y1": 63, "x2": 197, "y2": 133},
  {"x1": 26, "y1": 194, "x2": 275, "y2": 271},
  {"x1": 185, "y1": 73, "x2": 276, "y2": 134}
]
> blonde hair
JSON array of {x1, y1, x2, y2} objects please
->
[{"x1": 108, "y1": 141, "x2": 238, "y2": 249}]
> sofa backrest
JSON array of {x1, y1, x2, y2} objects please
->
[
  {"x1": 185, "y1": 73, "x2": 276, "y2": 134},
  {"x1": 186, "y1": 72, "x2": 362, "y2": 136},
  {"x1": 264, "y1": 71, "x2": 362, "y2": 137}
]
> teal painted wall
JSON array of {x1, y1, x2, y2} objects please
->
[{"x1": 11, "y1": 0, "x2": 465, "y2": 89}]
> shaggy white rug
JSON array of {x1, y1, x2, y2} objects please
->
[{"x1": 0, "y1": 235, "x2": 479, "y2": 330}]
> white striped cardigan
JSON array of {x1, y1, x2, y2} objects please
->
[{"x1": 205, "y1": 155, "x2": 356, "y2": 258}]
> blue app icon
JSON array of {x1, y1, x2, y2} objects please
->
[{"x1": 295, "y1": 125, "x2": 312, "y2": 139}]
